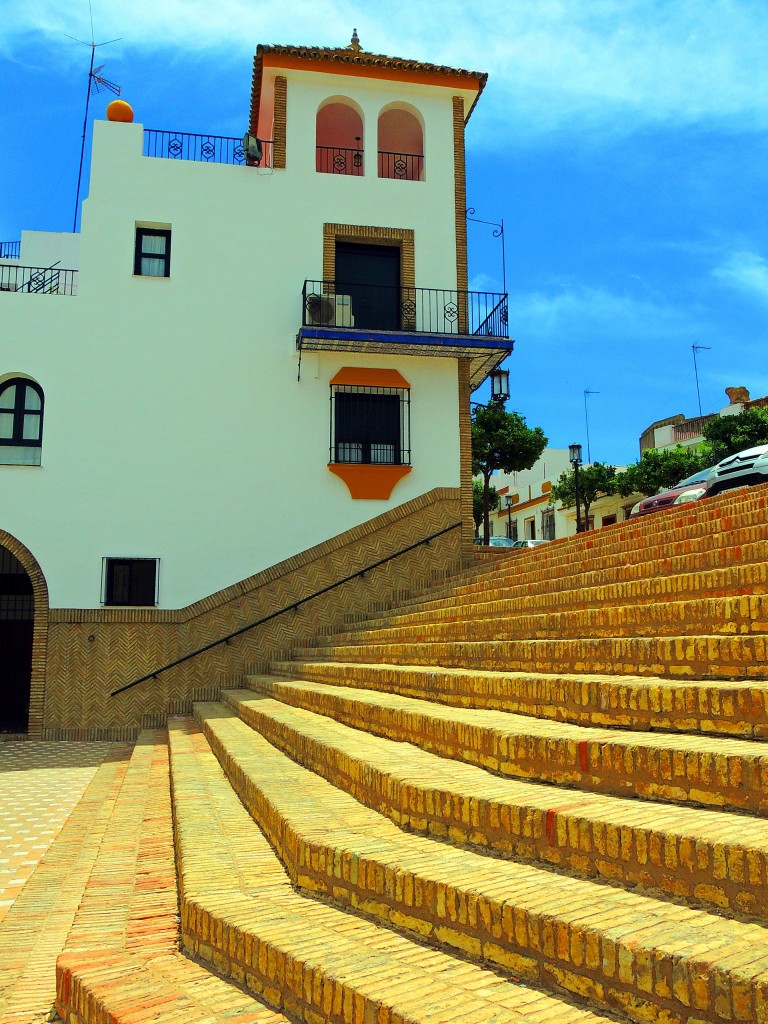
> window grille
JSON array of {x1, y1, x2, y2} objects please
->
[{"x1": 330, "y1": 385, "x2": 410, "y2": 466}]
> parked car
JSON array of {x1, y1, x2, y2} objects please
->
[
  {"x1": 629, "y1": 467, "x2": 714, "y2": 518},
  {"x1": 705, "y1": 443, "x2": 768, "y2": 497},
  {"x1": 511, "y1": 539, "x2": 550, "y2": 548},
  {"x1": 473, "y1": 536, "x2": 516, "y2": 547}
]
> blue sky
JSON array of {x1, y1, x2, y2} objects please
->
[{"x1": 2, "y1": 0, "x2": 767, "y2": 465}]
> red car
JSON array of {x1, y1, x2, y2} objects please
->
[{"x1": 629, "y1": 467, "x2": 713, "y2": 517}]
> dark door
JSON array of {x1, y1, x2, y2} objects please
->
[
  {"x1": 335, "y1": 242, "x2": 401, "y2": 331},
  {"x1": 0, "y1": 547, "x2": 33, "y2": 733}
]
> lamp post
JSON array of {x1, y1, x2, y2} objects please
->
[
  {"x1": 569, "y1": 443, "x2": 583, "y2": 534},
  {"x1": 505, "y1": 494, "x2": 513, "y2": 539}
]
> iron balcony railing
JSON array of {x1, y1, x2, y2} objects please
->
[
  {"x1": 378, "y1": 151, "x2": 424, "y2": 181},
  {"x1": 302, "y1": 280, "x2": 509, "y2": 338},
  {"x1": 143, "y1": 130, "x2": 274, "y2": 167},
  {"x1": 0, "y1": 263, "x2": 77, "y2": 296},
  {"x1": 316, "y1": 145, "x2": 364, "y2": 175},
  {"x1": 0, "y1": 241, "x2": 20, "y2": 259}
]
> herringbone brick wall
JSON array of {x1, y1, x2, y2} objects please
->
[{"x1": 39, "y1": 488, "x2": 462, "y2": 739}]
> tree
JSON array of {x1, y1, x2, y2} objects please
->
[
  {"x1": 471, "y1": 402, "x2": 547, "y2": 543},
  {"x1": 699, "y1": 407, "x2": 768, "y2": 464},
  {"x1": 549, "y1": 462, "x2": 617, "y2": 528},
  {"x1": 614, "y1": 446, "x2": 708, "y2": 498},
  {"x1": 472, "y1": 480, "x2": 499, "y2": 533}
]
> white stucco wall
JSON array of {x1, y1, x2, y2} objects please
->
[{"x1": 0, "y1": 64, "x2": 473, "y2": 609}]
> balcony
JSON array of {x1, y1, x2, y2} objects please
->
[
  {"x1": 297, "y1": 280, "x2": 513, "y2": 388},
  {"x1": 0, "y1": 264, "x2": 77, "y2": 296},
  {"x1": 143, "y1": 130, "x2": 274, "y2": 167}
]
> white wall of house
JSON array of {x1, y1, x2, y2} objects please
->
[{"x1": 0, "y1": 62, "x2": 476, "y2": 609}]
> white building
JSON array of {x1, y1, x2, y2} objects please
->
[{"x1": 0, "y1": 36, "x2": 513, "y2": 736}]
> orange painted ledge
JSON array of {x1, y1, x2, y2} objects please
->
[{"x1": 329, "y1": 463, "x2": 412, "y2": 499}]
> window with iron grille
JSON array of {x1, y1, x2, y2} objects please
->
[
  {"x1": 0, "y1": 378, "x2": 44, "y2": 466},
  {"x1": 102, "y1": 558, "x2": 159, "y2": 606},
  {"x1": 330, "y1": 385, "x2": 410, "y2": 465}
]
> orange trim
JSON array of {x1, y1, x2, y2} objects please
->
[
  {"x1": 262, "y1": 54, "x2": 482, "y2": 95},
  {"x1": 330, "y1": 367, "x2": 410, "y2": 389},
  {"x1": 329, "y1": 463, "x2": 412, "y2": 499}
]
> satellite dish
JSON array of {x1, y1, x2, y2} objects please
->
[{"x1": 242, "y1": 132, "x2": 263, "y2": 166}]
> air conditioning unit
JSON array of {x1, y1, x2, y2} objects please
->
[{"x1": 306, "y1": 294, "x2": 354, "y2": 327}]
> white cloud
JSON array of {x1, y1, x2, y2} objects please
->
[
  {"x1": 712, "y1": 251, "x2": 768, "y2": 307},
  {"x1": 509, "y1": 282, "x2": 694, "y2": 342},
  {"x1": 3, "y1": 0, "x2": 768, "y2": 140}
]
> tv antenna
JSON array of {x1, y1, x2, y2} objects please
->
[
  {"x1": 67, "y1": 11, "x2": 122, "y2": 232},
  {"x1": 583, "y1": 388, "x2": 600, "y2": 462}
]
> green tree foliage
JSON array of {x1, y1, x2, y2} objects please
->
[
  {"x1": 699, "y1": 407, "x2": 768, "y2": 464},
  {"x1": 472, "y1": 479, "x2": 499, "y2": 531},
  {"x1": 614, "y1": 446, "x2": 708, "y2": 498},
  {"x1": 471, "y1": 402, "x2": 548, "y2": 543},
  {"x1": 549, "y1": 462, "x2": 617, "y2": 527}
]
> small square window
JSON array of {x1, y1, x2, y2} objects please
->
[
  {"x1": 134, "y1": 228, "x2": 171, "y2": 277},
  {"x1": 103, "y1": 558, "x2": 159, "y2": 606}
]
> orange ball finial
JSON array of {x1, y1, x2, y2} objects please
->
[{"x1": 106, "y1": 100, "x2": 134, "y2": 123}]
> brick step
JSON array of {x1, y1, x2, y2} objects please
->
[
  {"x1": 227, "y1": 686, "x2": 768, "y2": 918},
  {"x1": 271, "y1": 660, "x2": 768, "y2": 738},
  {"x1": 196, "y1": 700, "x2": 768, "y2": 1024},
  {"x1": 250, "y1": 674, "x2": 768, "y2": 814},
  {"x1": 0, "y1": 747, "x2": 130, "y2": 1024},
  {"x1": 170, "y1": 716, "x2": 619, "y2": 1024},
  {"x1": 323, "y1": 593, "x2": 768, "y2": 646},
  {"x1": 301, "y1": 631, "x2": 768, "y2": 681},
  {"x1": 349, "y1": 560, "x2": 768, "y2": 635},
  {"x1": 56, "y1": 729, "x2": 287, "y2": 1024},
  {"x1": 382, "y1": 536, "x2": 767, "y2": 627}
]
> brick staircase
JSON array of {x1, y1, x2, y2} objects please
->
[{"x1": 55, "y1": 485, "x2": 768, "y2": 1024}]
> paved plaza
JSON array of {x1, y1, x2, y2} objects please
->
[{"x1": 0, "y1": 739, "x2": 131, "y2": 1022}]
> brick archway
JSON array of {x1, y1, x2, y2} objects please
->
[{"x1": 0, "y1": 531, "x2": 48, "y2": 737}]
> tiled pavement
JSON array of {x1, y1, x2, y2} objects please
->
[{"x1": 0, "y1": 740, "x2": 130, "y2": 1022}]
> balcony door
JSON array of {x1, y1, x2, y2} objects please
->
[{"x1": 335, "y1": 242, "x2": 400, "y2": 331}]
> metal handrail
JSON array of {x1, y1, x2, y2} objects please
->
[{"x1": 111, "y1": 520, "x2": 462, "y2": 697}]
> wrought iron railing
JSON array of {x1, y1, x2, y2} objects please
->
[
  {"x1": 143, "y1": 130, "x2": 274, "y2": 167},
  {"x1": 111, "y1": 520, "x2": 462, "y2": 697},
  {"x1": 0, "y1": 263, "x2": 77, "y2": 296},
  {"x1": 378, "y1": 151, "x2": 424, "y2": 181},
  {"x1": 0, "y1": 241, "x2": 20, "y2": 260},
  {"x1": 301, "y1": 280, "x2": 509, "y2": 338},
  {"x1": 316, "y1": 145, "x2": 364, "y2": 175}
]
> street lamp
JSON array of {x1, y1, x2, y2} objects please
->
[
  {"x1": 490, "y1": 367, "x2": 510, "y2": 403},
  {"x1": 569, "y1": 443, "x2": 583, "y2": 534},
  {"x1": 505, "y1": 493, "x2": 513, "y2": 538}
]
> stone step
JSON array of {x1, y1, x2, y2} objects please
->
[
  {"x1": 196, "y1": 700, "x2": 768, "y2": 1024},
  {"x1": 249, "y1": 674, "x2": 768, "y2": 814},
  {"x1": 170, "y1": 715, "x2": 619, "y2": 1024},
  {"x1": 55, "y1": 728, "x2": 287, "y2": 1024},
  {"x1": 272, "y1": 659, "x2": 768, "y2": 738},
  {"x1": 302, "y1": 631, "x2": 768, "y2": 682},
  {"x1": 384, "y1": 537, "x2": 766, "y2": 627},
  {"x1": 351, "y1": 560, "x2": 768, "y2": 635},
  {"x1": 227, "y1": 687, "x2": 768, "y2": 918},
  {"x1": 324, "y1": 593, "x2": 768, "y2": 646}
]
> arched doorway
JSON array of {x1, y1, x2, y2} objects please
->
[{"x1": 0, "y1": 545, "x2": 34, "y2": 732}]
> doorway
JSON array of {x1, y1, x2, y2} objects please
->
[
  {"x1": 335, "y1": 242, "x2": 401, "y2": 331},
  {"x1": 0, "y1": 546, "x2": 33, "y2": 733}
]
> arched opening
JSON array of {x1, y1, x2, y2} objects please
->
[
  {"x1": 377, "y1": 106, "x2": 424, "y2": 181},
  {"x1": 316, "y1": 99, "x2": 364, "y2": 176},
  {"x1": 0, "y1": 545, "x2": 34, "y2": 733}
]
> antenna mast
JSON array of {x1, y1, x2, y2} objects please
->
[{"x1": 69, "y1": 22, "x2": 122, "y2": 233}]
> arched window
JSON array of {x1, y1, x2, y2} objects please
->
[
  {"x1": 377, "y1": 106, "x2": 424, "y2": 181},
  {"x1": 316, "y1": 99, "x2": 364, "y2": 176},
  {"x1": 0, "y1": 378, "x2": 44, "y2": 466}
]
